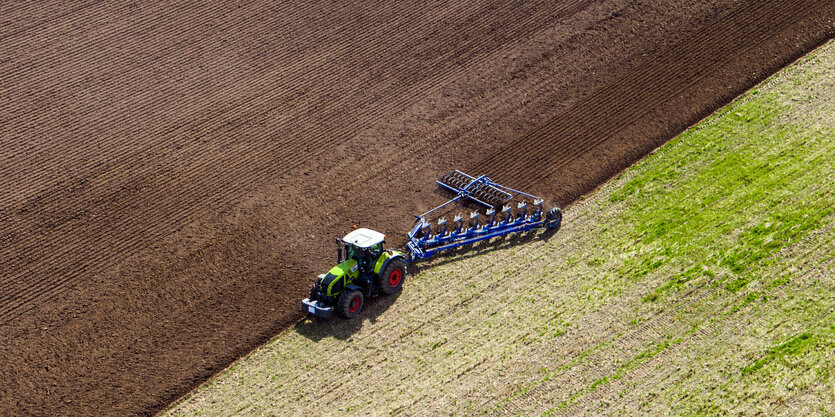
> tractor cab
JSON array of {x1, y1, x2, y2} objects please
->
[
  {"x1": 339, "y1": 228, "x2": 386, "y2": 273},
  {"x1": 302, "y1": 227, "x2": 407, "y2": 319}
]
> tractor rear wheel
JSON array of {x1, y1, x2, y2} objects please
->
[
  {"x1": 380, "y1": 258, "x2": 406, "y2": 296},
  {"x1": 337, "y1": 290, "x2": 364, "y2": 319}
]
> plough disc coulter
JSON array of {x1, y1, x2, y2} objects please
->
[{"x1": 437, "y1": 170, "x2": 512, "y2": 208}]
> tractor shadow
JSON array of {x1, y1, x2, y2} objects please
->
[{"x1": 294, "y1": 291, "x2": 402, "y2": 342}]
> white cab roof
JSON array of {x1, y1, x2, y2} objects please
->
[{"x1": 342, "y1": 228, "x2": 385, "y2": 248}]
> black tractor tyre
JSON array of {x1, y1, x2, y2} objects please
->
[
  {"x1": 309, "y1": 285, "x2": 318, "y2": 301},
  {"x1": 337, "y1": 290, "x2": 364, "y2": 319},
  {"x1": 546, "y1": 207, "x2": 562, "y2": 231},
  {"x1": 380, "y1": 258, "x2": 406, "y2": 296}
]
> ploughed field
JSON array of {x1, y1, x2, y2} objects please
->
[{"x1": 0, "y1": 1, "x2": 832, "y2": 415}]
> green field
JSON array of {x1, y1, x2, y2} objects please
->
[{"x1": 166, "y1": 41, "x2": 834, "y2": 416}]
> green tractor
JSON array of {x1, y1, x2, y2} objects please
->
[{"x1": 302, "y1": 228, "x2": 407, "y2": 319}]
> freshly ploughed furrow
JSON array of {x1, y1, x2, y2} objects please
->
[
  {"x1": 0, "y1": 0, "x2": 832, "y2": 415},
  {"x1": 0, "y1": 1, "x2": 392, "y2": 201}
]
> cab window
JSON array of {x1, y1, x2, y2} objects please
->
[
  {"x1": 345, "y1": 243, "x2": 359, "y2": 262},
  {"x1": 368, "y1": 243, "x2": 382, "y2": 258}
]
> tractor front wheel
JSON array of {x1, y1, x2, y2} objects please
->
[
  {"x1": 337, "y1": 290, "x2": 364, "y2": 319},
  {"x1": 380, "y1": 258, "x2": 406, "y2": 296}
]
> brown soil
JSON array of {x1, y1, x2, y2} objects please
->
[{"x1": 0, "y1": 0, "x2": 831, "y2": 415}]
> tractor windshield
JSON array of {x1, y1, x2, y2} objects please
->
[
  {"x1": 344, "y1": 242, "x2": 361, "y2": 263},
  {"x1": 343, "y1": 242, "x2": 383, "y2": 272}
]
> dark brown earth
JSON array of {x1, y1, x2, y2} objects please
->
[{"x1": 0, "y1": 0, "x2": 832, "y2": 415}]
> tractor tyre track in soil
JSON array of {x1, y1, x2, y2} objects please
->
[{"x1": 0, "y1": 0, "x2": 832, "y2": 415}]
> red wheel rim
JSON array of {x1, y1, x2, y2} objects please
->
[
  {"x1": 349, "y1": 296, "x2": 360, "y2": 312},
  {"x1": 388, "y1": 269, "x2": 402, "y2": 287}
]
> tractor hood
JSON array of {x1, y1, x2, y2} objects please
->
[
  {"x1": 318, "y1": 259, "x2": 359, "y2": 297},
  {"x1": 327, "y1": 259, "x2": 359, "y2": 278}
]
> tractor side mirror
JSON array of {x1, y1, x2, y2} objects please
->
[{"x1": 336, "y1": 238, "x2": 343, "y2": 263}]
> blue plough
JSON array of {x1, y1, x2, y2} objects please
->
[{"x1": 404, "y1": 170, "x2": 562, "y2": 261}]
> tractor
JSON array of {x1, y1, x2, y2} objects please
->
[{"x1": 302, "y1": 228, "x2": 407, "y2": 318}]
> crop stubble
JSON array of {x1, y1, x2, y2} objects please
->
[{"x1": 0, "y1": 0, "x2": 832, "y2": 415}]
